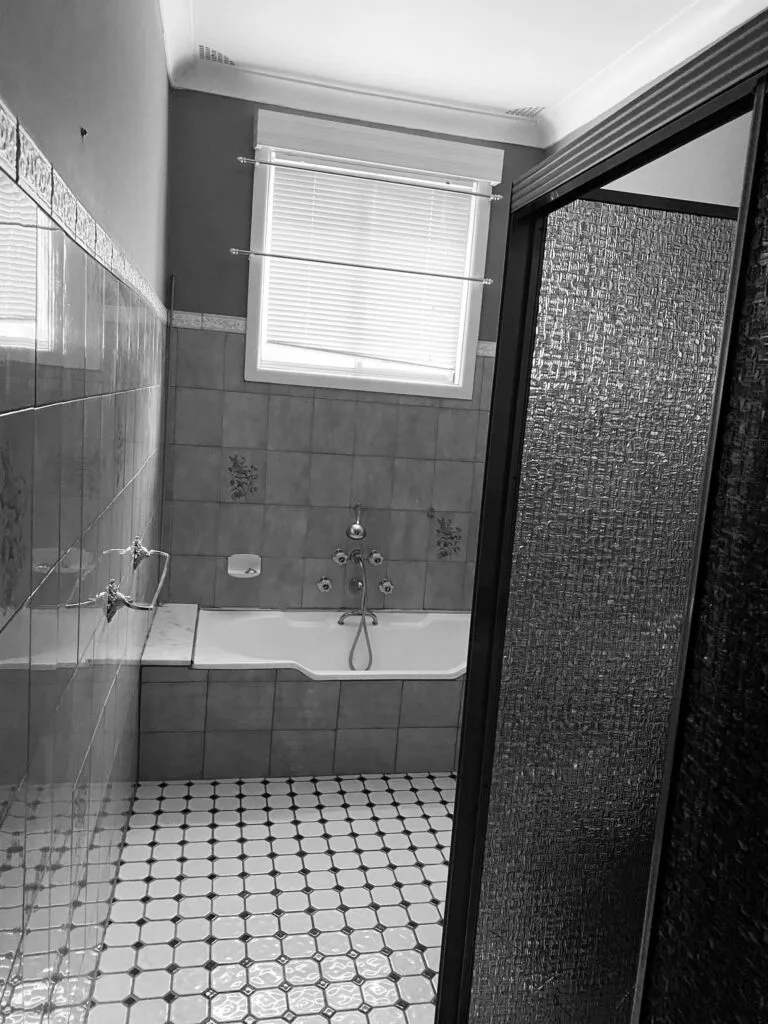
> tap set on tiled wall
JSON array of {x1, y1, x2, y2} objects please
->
[
  {"x1": 0, "y1": 108, "x2": 166, "y2": 1015},
  {"x1": 163, "y1": 328, "x2": 492, "y2": 611}
]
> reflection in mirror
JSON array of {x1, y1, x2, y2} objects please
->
[{"x1": 460, "y1": 109, "x2": 752, "y2": 1023}]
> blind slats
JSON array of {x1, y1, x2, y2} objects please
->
[{"x1": 261, "y1": 155, "x2": 474, "y2": 378}]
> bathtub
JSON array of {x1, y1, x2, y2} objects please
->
[{"x1": 193, "y1": 608, "x2": 470, "y2": 680}]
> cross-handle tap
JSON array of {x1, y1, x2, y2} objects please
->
[{"x1": 105, "y1": 579, "x2": 134, "y2": 622}]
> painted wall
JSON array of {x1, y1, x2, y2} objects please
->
[
  {"x1": 605, "y1": 114, "x2": 751, "y2": 206},
  {"x1": 166, "y1": 88, "x2": 543, "y2": 339},
  {"x1": 0, "y1": 0, "x2": 169, "y2": 293}
]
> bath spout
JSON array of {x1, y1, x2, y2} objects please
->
[{"x1": 338, "y1": 608, "x2": 378, "y2": 627}]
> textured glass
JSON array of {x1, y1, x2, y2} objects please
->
[
  {"x1": 640, "y1": 139, "x2": 768, "y2": 1024},
  {"x1": 468, "y1": 199, "x2": 736, "y2": 1023}
]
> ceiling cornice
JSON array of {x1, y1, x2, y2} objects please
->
[
  {"x1": 171, "y1": 60, "x2": 545, "y2": 148},
  {"x1": 540, "y1": 0, "x2": 768, "y2": 145}
]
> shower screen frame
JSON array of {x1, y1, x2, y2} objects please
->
[{"x1": 438, "y1": 12, "x2": 768, "y2": 1022}]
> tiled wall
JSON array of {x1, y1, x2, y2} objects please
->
[
  {"x1": 163, "y1": 327, "x2": 492, "y2": 610},
  {"x1": 0, "y1": 160, "x2": 166, "y2": 1013},
  {"x1": 138, "y1": 667, "x2": 464, "y2": 780}
]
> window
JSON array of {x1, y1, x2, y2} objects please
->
[{"x1": 244, "y1": 113, "x2": 503, "y2": 398}]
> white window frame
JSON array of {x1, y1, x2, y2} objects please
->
[{"x1": 243, "y1": 113, "x2": 503, "y2": 399}]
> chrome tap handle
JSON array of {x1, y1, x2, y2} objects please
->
[
  {"x1": 367, "y1": 550, "x2": 384, "y2": 566},
  {"x1": 332, "y1": 549, "x2": 349, "y2": 566},
  {"x1": 316, "y1": 576, "x2": 333, "y2": 593},
  {"x1": 105, "y1": 579, "x2": 134, "y2": 623},
  {"x1": 131, "y1": 536, "x2": 151, "y2": 570},
  {"x1": 377, "y1": 578, "x2": 394, "y2": 596}
]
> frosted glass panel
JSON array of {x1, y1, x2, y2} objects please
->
[{"x1": 468, "y1": 199, "x2": 736, "y2": 1023}]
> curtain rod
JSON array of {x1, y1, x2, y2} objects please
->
[
  {"x1": 237, "y1": 156, "x2": 503, "y2": 200},
  {"x1": 230, "y1": 248, "x2": 492, "y2": 285}
]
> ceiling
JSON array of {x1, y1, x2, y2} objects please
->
[{"x1": 158, "y1": 0, "x2": 767, "y2": 147}]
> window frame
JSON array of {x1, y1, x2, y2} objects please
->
[{"x1": 243, "y1": 140, "x2": 495, "y2": 399}]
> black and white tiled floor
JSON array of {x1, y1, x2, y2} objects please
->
[{"x1": 89, "y1": 773, "x2": 453, "y2": 1023}]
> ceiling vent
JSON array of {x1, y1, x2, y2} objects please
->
[
  {"x1": 198, "y1": 44, "x2": 235, "y2": 66},
  {"x1": 504, "y1": 106, "x2": 544, "y2": 120}
]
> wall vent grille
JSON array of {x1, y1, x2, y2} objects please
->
[
  {"x1": 505, "y1": 106, "x2": 544, "y2": 119},
  {"x1": 198, "y1": 44, "x2": 235, "y2": 65}
]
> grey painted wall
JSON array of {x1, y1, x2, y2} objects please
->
[
  {"x1": 167, "y1": 88, "x2": 543, "y2": 339},
  {"x1": 0, "y1": 0, "x2": 169, "y2": 294}
]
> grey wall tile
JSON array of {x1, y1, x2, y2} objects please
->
[
  {"x1": 174, "y1": 388, "x2": 224, "y2": 446},
  {"x1": 265, "y1": 451, "x2": 310, "y2": 505},
  {"x1": 335, "y1": 729, "x2": 397, "y2": 774},
  {"x1": 259, "y1": 557, "x2": 304, "y2": 608},
  {"x1": 221, "y1": 448, "x2": 266, "y2": 503},
  {"x1": 476, "y1": 411, "x2": 489, "y2": 461},
  {"x1": 139, "y1": 731, "x2": 204, "y2": 780},
  {"x1": 396, "y1": 406, "x2": 439, "y2": 459},
  {"x1": 479, "y1": 355, "x2": 494, "y2": 410},
  {"x1": 432, "y1": 461, "x2": 474, "y2": 512},
  {"x1": 168, "y1": 555, "x2": 217, "y2": 605},
  {"x1": 217, "y1": 504, "x2": 265, "y2": 556},
  {"x1": 206, "y1": 680, "x2": 275, "y2": 731},
  {"x1": 311, "y1": 399, "x2": 356, "y2": 454},
  {"x1": 273, "y1": 680, "x2": 340, "y2": 729},
  {"x1": 309, "y1": 454, "x2": 353, "y2": 508},
  {"x1": 392, "y1": 459, "x2": 434, "y2": 511},
  {"x1": 142, "y1": 668, "x2": 209, "y2": 683},
  {"x1": 213, "y1": 557, "x2": 266, "y2": 608},
  {"x1": 400, "y1": 679, "x2": 463, "y2": 727},
  {"x1": 175, "y1": 330, "x2": 225, "y2": 389},
  {"x1": 270, "y1": 730, "x2": 335, "y2": 776},
  {"x1": 170, "y1": 445, "x2": 221, "y2": 502},
  {"x1": 204, "y1": 731, "x2": 271, "y2": 778},
  {"x1": 0, "y1": 409, "x2": 34, "y2": 629},
  {"x1": 267, "y1": 395, "x2": 313, "y2": 451},
  {"x1": 338, "y1": 680, "x2": 402, "y2": 729},
  {"x1": 471, "y1": 462, "x2": 485, "y2": 513},
  {"x1": 395, "y1": 727, "x2": 457, "y2": 773},
  {"x1": 436, "y1": 410, "x2": 479, "y2": 461},
  {"x1": 354, "y1": 402, "x2": 398, "y2": 456},
  {"x1": 385, "y1": 561, "x2": 426, "y2": 609},
  {"x1": 140, "y1": 681, "x2": 207, "y2": 732},
  {"x1": 305, "y1": 507, "x2": 349, "y2": 558},
  {"x1": 389, "y1": 510, "x2": 430, "y2": 560},
  {"x1": 276, "y1": 669, "x2": 310, "y2": 682},
  {"x1": 424, "y1": 562, "x2": 466, "y2": 610},
  {"x1": 223, "y1": 391, "x2": 269, "y2": 449},
  {"x1": 224, "y1": 334, "x2": 264, "y2": 393},
  {"x1": 169, "y1": 500, "x2": 220, "y2": 555},
  {"x1": 263, "y1": 506, "x2": 309, "y2": 557},
  {"x1": 351, "y1": 456, "x2": 394, "y2": 507}
]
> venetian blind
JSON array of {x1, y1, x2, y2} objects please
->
[{"x1": 261, "y1": 155, "x2": 479, "y2": 381}]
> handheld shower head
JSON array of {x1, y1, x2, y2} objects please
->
[{"x1": 346, "y1": 504, "x2": 367, "y2": 540}]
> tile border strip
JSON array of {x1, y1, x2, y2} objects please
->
[
  {"x1": 0, "y1": 88, "x2": 167, "y2": 323},
  {"x1": 170, "y1": 309, "x2": 498, "y2": 358}
]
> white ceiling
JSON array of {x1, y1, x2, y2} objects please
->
[{"x1": 159, "y1": 0, "x2": 767, "y2": 146}]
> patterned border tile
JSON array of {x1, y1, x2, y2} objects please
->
[
  {"x1": 0, "y1": 96, "x2": 17, "y2": 179},
  {"x1": 171, "y1": 311, "x2": 203, "y2": 330},
  {"x1": 202, "y1": 312, "x2": 248, "y2": 333},
  {"x1": 477, "y1": 341, "x2": 497, "y2": 357},
  {"x1": 0, "y1": 87, "x2": 166, "y2": 322},
  {"x1": 18, "y1": 125, "x2": 52, "y2": 210},
  {"x1": 52, "y1": 170, "x2": 78, "y2": 234}
]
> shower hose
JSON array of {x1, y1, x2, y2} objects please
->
[{"x1": 348, "y1": 556, "x2": 373, "y2": 672}]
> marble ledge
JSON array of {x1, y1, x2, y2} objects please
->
[{"x1": 142, "y1": 603, "x2": 198, "y2": 665}]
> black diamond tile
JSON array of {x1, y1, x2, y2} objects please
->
[{"x1": 204, "y1": 960, "x2": 217, "y2": 971}]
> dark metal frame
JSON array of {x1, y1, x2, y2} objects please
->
[{"x1": 437, "y1": 8, "x2": 768, "y2": 1022}]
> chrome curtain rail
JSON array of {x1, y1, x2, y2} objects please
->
[
  {"x1": 237, "y1": 156, "x2": 503, "y2": 201},
  {"x1": 230, "y1": 248, "x2": 493, "y2": 285}
]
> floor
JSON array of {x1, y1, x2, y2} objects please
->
[{"x1": 87, "y1": 773, "x2": 453, "y2": 1023}]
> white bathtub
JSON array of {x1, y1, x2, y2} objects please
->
[{"x1": 193, "y1": 609, "x2": 470, "y2": 680}]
